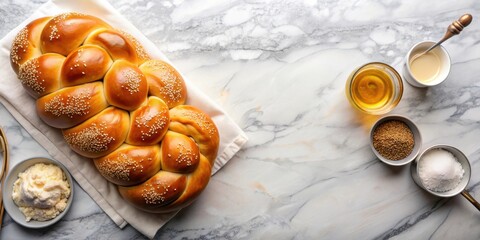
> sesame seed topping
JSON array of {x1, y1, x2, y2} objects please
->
[
  {"x1": 144, "y1": 61, "x2": 184, "y2": 104},
  {"x1": 180, "y1": 110, "x2": 217, "y2": 137},
  {"x1": 64, "y1": 122, "x2": 114, "y2": 154},
  {"x1": 44, "y1": 89, "x2": 92, "y2": 118},
  {"x1": 97, "y1": 152, "x2": 143, "y2": 182},
  {"x1": 141, "y1": 179, "x2": 178, "y2": 205},
  {"x1": 174, "y1": 142, "x2": 197, "y2": 167},
  {"x1": 119, "y1": 30, "x2": 150, "y2": 61},
  {"x1": 18, "y1": 58, "x2": 45, "y2": 94},
  {"x1": 11, "y1": 27, "x2": 29, "y2": 66},
  {"x1": 48, "y1": 13, "x2": 86, "y2": 42},
  {"x1": 54, "y1": 12, "x2": 85, "y2": 23},
  {"x1": 122, "y1": 69, "x2": 143, "y2": 94},
  {"x1": 134, "y1": 108, "x2": 168, "y2": 141},
  {"x1": 49, "y1": 25, "x2": 60, "y2": 41}
]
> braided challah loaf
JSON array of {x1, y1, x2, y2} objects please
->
[{"x1": 10, "y1": 12, "x2": 219, "y2": 213}]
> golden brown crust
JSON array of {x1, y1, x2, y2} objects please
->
[
  {"x1": 40, "y1": 13, "x2": 111, "y2": 56},
  {"x1": 118, "y1": 170, "x2": 187, "y2": 211},
  {"x1": 118, "y1": 153, "x2": 211, "y2": 213},
  {"x1": 94, "y1": 144, "x2": 161, "y2": 186},
  {"x1": 169, "y1": 105, "x2": 219, "y2": 164},
  {"x1": 61, "y1": 45, "x2": 113, "y2": 87},
  {"x1": 11, "y1": 17, "x2": 52, "y2": 74},
  {"x1": 11, "y1": 12, "x2": 220, "y2": 213},
  {"x1": 140, "y1": 60, "x2": 187, "y2": 108},
  {"x1": 161, "y1": 131, "x2": 200, "y2": 173},
  {"x1": 62, "y1": 107, "x2": 129, "y2": 158},
  {"x1": 118, "y1": 30, "x2": 151, "y2": 64},
  {"x1": 36, "y1": 81, "x2": 109, "y2": 129},
  {"x1": 126, "y1": 96, "x2": 169, "y2": 145},
  {"x1": 18, "y1": 53, "x2": 65, "y2": 99},
  {"x1": 85, "y1": 28, "x2": 139, "y2": 64},
  {"x1": 162, "y1": 154, "x2": 212, "y2": 212},
  {"x1": 104, "y1": 60, "x2": 148, "y2": 111}
]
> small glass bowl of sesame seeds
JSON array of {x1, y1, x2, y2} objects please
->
[{"x1": 369, "y1": 115, "x2": 422, "y2": 166}]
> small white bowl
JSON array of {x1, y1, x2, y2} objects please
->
[
  {"x1": 2, "y1": 157, "x2": 74, "y2": 228},
  {"x1": 402, "y1": 41, "x2": 451, "y2": 88},
  {"x1": 370, "y1": 115, "x2": 422, "y2": 166}
]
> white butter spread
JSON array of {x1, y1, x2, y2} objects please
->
[{"x1": 12, "y1": 163, "x2": 71, "y2": 222}]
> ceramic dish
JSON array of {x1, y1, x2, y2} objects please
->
[
  {"x1": 370, "y1": 115, "x2": 422, "y2": 166},
  {"x1": 2, "y1": 157, "x2": 74, "y2": 228},
  {"x1": 411, "y1": 144, "x2": 471, "y2": 198},
  {"x1": 403, "y1": 41, "x2": 451, "y2": 88}
]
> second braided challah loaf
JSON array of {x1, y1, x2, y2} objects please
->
[{"x1": 10, "y1": 12, "x2": 219, "y2": 213}]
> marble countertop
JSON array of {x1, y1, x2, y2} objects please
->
[{"x1": 1, "y1": 0, "x2": 480, "y2": 239}]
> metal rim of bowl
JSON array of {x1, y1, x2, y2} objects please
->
[
  {"x1": 370, "y1": 114, "x2": 422, "y2": 166},
  {"x1": 2, "y1": 157, "x2": 74, "y2": 228}
]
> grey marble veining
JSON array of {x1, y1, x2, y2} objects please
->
[{"x1": 2, "y1": 0, "x2": 480, "y2": 239}]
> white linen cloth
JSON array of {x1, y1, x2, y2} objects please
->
[{"x1": 0, "y1": 0, "x2": 248, "y2": 238}]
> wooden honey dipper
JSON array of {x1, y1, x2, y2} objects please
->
[{"x1": 410, "y1": 14, "x2": 473, "y2": 63}]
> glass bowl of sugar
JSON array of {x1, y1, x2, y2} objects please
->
[{"x1": 411, "y1": 144, "x2": 480, "y2": 211}]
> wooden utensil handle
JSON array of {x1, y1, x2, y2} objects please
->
[
  {"x1": 447, "y1": 14, "x2": 473, "y2": 35},
  {"x1": 461, "y1": 190, "x2": 480, "y2": 211}
]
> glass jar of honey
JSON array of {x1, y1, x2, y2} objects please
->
[{"x1": 345, "y1": 62, "x2": 403, "y2": 115}]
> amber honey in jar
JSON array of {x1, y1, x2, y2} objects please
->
[{"x1": 346, "y1": 62, "x2": 403, "y2": 115}]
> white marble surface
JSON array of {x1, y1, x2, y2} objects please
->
[{"x1": 1, "y1": 0, "x2": 480, "y2": 239}]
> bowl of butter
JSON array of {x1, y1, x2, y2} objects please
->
[{"x1": 2, "y1": 157, "x2": 74, "y2": 228}]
